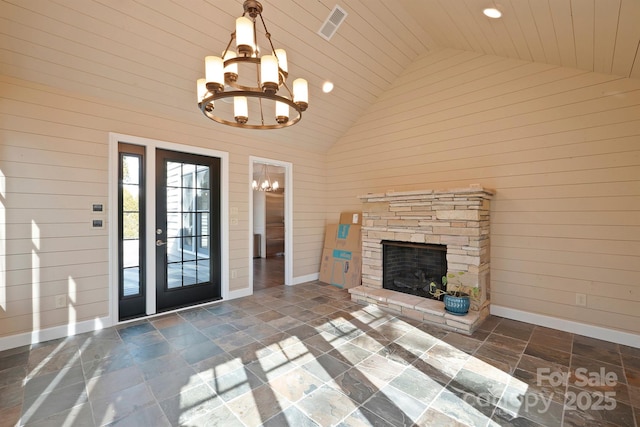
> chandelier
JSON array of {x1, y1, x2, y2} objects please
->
[
  {"x1": 197, "y1": 1, "x2": 309, "y2": 130},
  {"x1": 252, "y1": 164, "x2": 279, "y2": 191}
]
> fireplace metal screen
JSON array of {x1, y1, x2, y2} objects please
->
[{"x1": 382, "y1": 241, "x2": 447, "y2": 299}]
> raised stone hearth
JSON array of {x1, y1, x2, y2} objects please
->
[
  {"x1": 349, "y1": 286, "x2": 484, "y2": 333},
  {"x1": 349, "y1": 185, "x2": 494, "y2": 334}
]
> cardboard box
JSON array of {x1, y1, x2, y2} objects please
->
[
  {"x1": 319, "y1": 213, "x2": 363, "y2": 289},
  {"x1": 324, "y1": 224, "x2": 361, "y2": 252},
  {"x1": 319, "y1": 248, "x2": 362, "y2": 289},
  {"x1": 339, "y1": 211, "x2": 362, "y2": 225}
]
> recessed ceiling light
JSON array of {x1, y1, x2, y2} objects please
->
[
  {"x1": 322, "y1": 81, "x2": 334, "y2": 93},
  {"x1": 483, "y1": 8, "x2": 502, "y2": 18}
]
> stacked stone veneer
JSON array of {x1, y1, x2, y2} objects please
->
[{"x1": 348, "y1": 186, "x2": 494, "y2": 334}]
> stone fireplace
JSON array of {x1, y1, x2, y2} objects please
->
[{"x1": 348, "y1": 185, "x2": 494, "y2": 334}]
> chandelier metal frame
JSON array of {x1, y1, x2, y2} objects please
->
[{"x1": 197, "y1": 1, "x2": 308, "y2": 130}]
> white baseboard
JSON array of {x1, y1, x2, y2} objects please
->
[
  {"x1": 291, "y1": 273, "x2": 319, "y2": 286},
  {"x1": 0, "y1": 290, "x2": 250, "y2": 352},
  {"x1": 491, "y1": 305, "x2": 640, "y2": 349},
  {"x1": 0, "y1": 316, "x2": 113, "y2": 353},
  {"x1": 228, "y1": 287, "x2": 253, "y2": 300},
  {"x1": 0, "y1": 279, "x2": 313, "y2": 352}
]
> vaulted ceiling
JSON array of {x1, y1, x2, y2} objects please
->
[
  {"x1": 400, "y1": 0, "x2": 640, "y2": 79},
  {"x1": 2, "y1": 0, "x2": 639, "y2": 152}
]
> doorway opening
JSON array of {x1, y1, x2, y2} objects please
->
[
  {"x1": 109, "y1": 133, "x2": 229, "y2": 323},
  {"x1": 249, "y1": 157, "x2": 293, "y2": 291}
]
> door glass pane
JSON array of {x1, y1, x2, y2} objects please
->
[
  {"x1": 123, "y1": 184, "x2": 139, "y2": 210},
  {"x1": 197, "y1": 212, "x2": 209, "y2": 257},
  {"x1": 120, "y1": 153, "x2": 143, "y2": 298},
  {"x1": 123, "y1": 267, "x2": 140, "y2": 297},
  {"x1": 183, "y1": 240, "x2": 197, "y2": 261},
  {"x1": 166, "y1": 237, "x2": 181, "y2": 263},
  {"x1": 197, "y1": 167, "x2": 209, "y2": 188},
  {"x1": 167, "y1": 263, "x2": 182, "y2": 289},
  {"x1": 182, "y1": 164, "x2": 196, "y2": 184},
  {"x1": 123, "y1": 158, "x2": 140, "y2": 185},
  {"x1": 183, "y1": 261, "x2": 198, "y2": 286},
  {"x1": 166, "y1": 186, "x2": 181, "y2": 213},
  {"x1": 197, "y1": 261, "x2": 210, "y2": 283},
  {"x1": 166, "y1": 162, "x2": 182, "y2": 187},
  {"x1": 123, "y1": 213, "x2": 139, "y2": 239},
  {"x1": 182, "y1": 186, "x2": 193, "y2": 212},
  {"x1": 182, "y1": 215, "x2": 194, "y2": 253},
  {"x1": 166, "y1": 213, "x2": 181, "y2": 237},
  {"x1": 196, "y1": 189, "x2": 210, "y2": 211},
  {"x1": 122, "y1": 240, "x2": 139, "y2": 268}
]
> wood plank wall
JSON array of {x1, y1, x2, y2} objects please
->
[
  {"x1": 326, "y1": 48, "x2": 640, "y2": 335},
  {"x1": 0, "y1": 75, "x2": 327, "y2": 338}
]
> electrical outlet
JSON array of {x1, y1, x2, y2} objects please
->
[
  {"x1": 231, "y1": 269, "x2": 238, "y2": 279},
  {"x1": 575, "y1": 293, "x2": 587, "y2": 307},
  {"x1": 55, "y1": 295, "x2": 67, "y2": 308}
]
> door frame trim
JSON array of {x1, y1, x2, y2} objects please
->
[
  {"x1": 109, "y1": 133, "x2": 229, "y2": 325},
  {"x1": 249, "y1": 157, "x2": 293, "y2": 287}
]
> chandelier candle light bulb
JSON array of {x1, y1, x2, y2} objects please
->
[
  {"x1": 236, "y1": 16, "x2": 254, "y2": 55},
  {"x1": 234, "y1": 96, "x2": 248, "y2": 124},
  {"x1": 293, "y1": 78, "x2": 308, "y2": 110},
  {"x1": 223, "y1": 51, "x2": 238, "y2": 81},
  {"x1": 196, "y1": 78, "x2": 208, "y2": 102},
  {"x1": 204, "y1": 56, "x2": 224, "y2": 93},
  {"x1": 260, "y1": 54, "x2": 279, "y2": 93},
  {"x1": 275, "y1": 101, "x2": 289, "y2": 123},
  {"x1": 197, "y1": 0, "x2": 309, "y2": 129}
]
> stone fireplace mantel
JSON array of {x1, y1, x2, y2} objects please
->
[{"x1": 348, "y1": 185, "x2": 494, "y2": 334}]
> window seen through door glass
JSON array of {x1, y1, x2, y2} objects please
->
[{"x1": 165, "y1": 161, "x2": 211, "y2": 288}]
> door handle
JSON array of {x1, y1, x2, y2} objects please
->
[{"x1": 156, "y1": 239, "x2": 167, "y2": 247}]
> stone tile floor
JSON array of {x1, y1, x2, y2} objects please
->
[{"x1": 0, "y1": 281, "x2": 638, "y2": 426}]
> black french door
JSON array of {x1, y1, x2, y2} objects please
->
[{"x1": 155, "y1": 149, "x2": 222, "y2": 312}]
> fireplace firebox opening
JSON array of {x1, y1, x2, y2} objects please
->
[{"x1": 382, "y1": 240, "x2": 447, "y2": 300}]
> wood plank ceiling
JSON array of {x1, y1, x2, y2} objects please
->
[
  {"x1": 400, "y1": 0, "x2": 640, "y2": 79},
  {"x1": 1, "y1": 0, "x2": 639, "y2": 152}
]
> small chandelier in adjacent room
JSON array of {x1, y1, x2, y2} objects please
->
[
  {"x1": 197, "y1": 1, "x2": 309, "y2": 130},
  {"x1": 252, "y1": 164, "x2": 279, "y2": 191}
]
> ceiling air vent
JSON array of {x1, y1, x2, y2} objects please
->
[{"x1": 318, "y1": 5, "x2": 347, "y2": 41}]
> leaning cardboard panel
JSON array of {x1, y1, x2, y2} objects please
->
[{"x1": 319, "y1": 248, "x2": 362, "y2": 289}]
